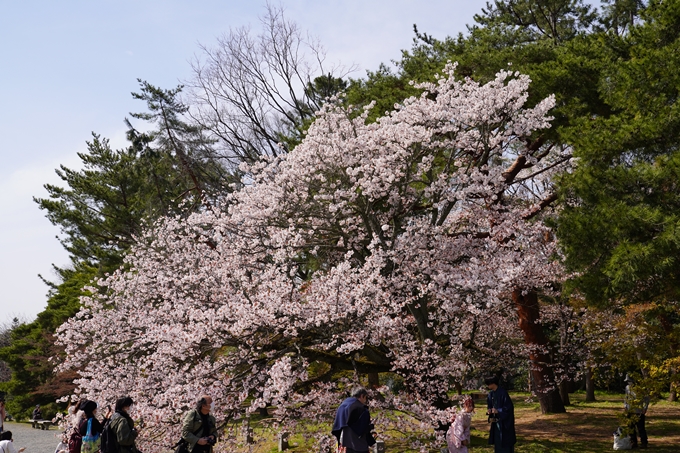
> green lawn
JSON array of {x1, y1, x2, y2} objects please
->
[{"x1": 225, "y1": 391, "x2": 680, "y2": 452}]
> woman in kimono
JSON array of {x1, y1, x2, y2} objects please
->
[{"x1": 447, "y1": 395, "x2": 474, "y2": 453}]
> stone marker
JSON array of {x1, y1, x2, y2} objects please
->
[{"x1": 278, "y1": 431, "x2": 290, "y2": 451}]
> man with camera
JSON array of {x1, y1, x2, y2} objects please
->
[
  {"x1": 485, "y1": 376, "x2": 516, "y2": 453},
  {"x1": 331, "y1": 387, "x2": 377, "y2": 453},
  {"x1": 181, "y1": 396, "x2": 218, "y2": 452}
]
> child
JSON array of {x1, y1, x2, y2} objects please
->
[{"x1": 446, "y1": 395, "x2": 474, "y2": 453}]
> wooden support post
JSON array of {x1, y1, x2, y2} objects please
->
[{"x1": 242, "y1": 418, "x2": 254, "y2": 444}]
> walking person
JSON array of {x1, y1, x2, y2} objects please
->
[
  {"x1": 447, "y1": 395, "x2": 474, "y2": 453},
  {"x1": 624, "y1": 374, "x2": 650, "y2": 449},
  {"x1": 0, "y1": 399, "x2": 6, "y2": 433},
  {"x1": 331, "y1": 387, "x2": 376, "y2": 453},
  {"x1": 485, "y1": 376, "x2": 516, "y2": 453},
  {"x1": 181, "y1": 396, "x2": 217, "y2": 452},
  {"x1": 109, "y1": 397, "x2": 140, "y2": 453},
  {"x1": 0, "y1": 431, "x2": 26, "y2": 453}
]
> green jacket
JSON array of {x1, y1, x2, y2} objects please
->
[
  {"x1": 181, "y1": 409, "x2": 217, "y2": 452},
  {"x1": 110, "y1": 412, "x2": 139, "y2": 453}
]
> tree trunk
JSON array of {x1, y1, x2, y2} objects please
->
[
  {"x1": 512, "y1": 289, "x2": 566, "y2": 414},
  {"x1": 669, "y1": 382, "x2": 677, "y2": 402},
  {"x1": 559, "y1": 380, "x2": 571, "y2": 406},
  {"x1": 368, "y1": 372, "x2": 380, "y2": 389},
  {"x1": 585, "y1": 366, "x2": 596, "y2": 402}
]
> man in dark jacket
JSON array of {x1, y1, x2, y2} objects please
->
[
  {"x1": 485, "y1": 376, "x2": 516, "y2": 453},
  {"x1": 181, "y1": 396, "x2": 218, "y2": 453},
  {"x1": 331, "y1": 387, "x2": 376, "y2": 453}
]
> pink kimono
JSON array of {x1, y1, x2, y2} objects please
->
[{"x1": 446, "y1": 412, "x2": 472, "y2": 453}]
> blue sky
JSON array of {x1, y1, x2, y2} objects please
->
[{"x1": 0, "y1": 0, "x2": 523, "y2": 319}]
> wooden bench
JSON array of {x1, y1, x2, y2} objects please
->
[
  {"x1": 29, "y1": 419, "x2": 54, "y2": 430},
  {"x1": 452, "y1": 392, "x2": 487, "y2": 402}
]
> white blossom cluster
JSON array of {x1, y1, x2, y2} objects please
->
[{"x1": 56, "y1": 64, "x2": 570, "y2": 451}]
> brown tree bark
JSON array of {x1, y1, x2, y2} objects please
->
[
  {"x1": 512, "y1": 288, "x2": 566, "y2": 414},
  {"x1": 585, "y1": 366, "x2": 596, "y2": 402},
  {"x1": 669, "y1": 382, "x2": 678, "y2": 402},
  {"x1": 559, "y1": 380, "x2": 571, "y2": 406},
  {"x1": 368, "y1": 372, "x2": 380, "y2": 389}
]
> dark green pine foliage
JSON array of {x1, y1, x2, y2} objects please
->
[
  {"x1": 557, "y1": 0, "x2": 680, "y2": 305},
  {"x1": 0, "y1": 266, "x2": 96, "y2": 419},
  {"x1": 130, "y1": 80, "x2": 234, "y2": 199},
  {"x1": 1, "y1": 83, "x2": 222, "y2": 419}
]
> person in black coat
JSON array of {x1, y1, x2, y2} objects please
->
[
  {"x1": 78, "y1": 401, "x2": 111, "y2": 439},
  {"x1": 485, "y1": 376, "x2": 516, "y2": 453}
]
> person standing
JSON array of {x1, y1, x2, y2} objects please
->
[
  {"x1": 624, "y1": 374, "x2": 650, "y2": 449},
  {"x1": 0, "y1": 399, "x2": 6, "y2": 433},
  {"x1": 331, "y1": 387, "x2": 376, "y2": 453},
  {"x1": 447, "y1": 395, "x2": 474, "y2": 453},
  {"x1": 109, "y1": 397, "x2": 140, "y2": 453},
  {"x1": 485, "y1": 376, "x2": 516, "y2": 453},
  {"x1": 78, "y1": 401, "x2": 111, "y2": 439},
  {"x1": 181, "y1": 396, "x2": 218, "y2": 453}
]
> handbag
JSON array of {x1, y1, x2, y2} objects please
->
[
  {"x1": 173, "y1": 420, "x2": 206, "y2": 453},
  {"x1": 82, "y1": 418, "x2": 101, "y2": 453}
]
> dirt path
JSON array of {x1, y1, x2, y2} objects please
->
[{"x1": 3, "y1": 421, "x2": 64, "y2": 453}]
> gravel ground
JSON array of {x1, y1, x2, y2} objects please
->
[{"x1": 3, "y1": 421, "x2": 65, "y2": 453}]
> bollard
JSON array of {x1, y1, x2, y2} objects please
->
[
  {"x1": 278, "y1": 431, "x2": 290, "y2": 451},
  {"x1": 242, "y1": 418, "x2": 254, "y2": 444},
  {"x1": 372, "y1": 440, "x2": 385, "y2": 453}
]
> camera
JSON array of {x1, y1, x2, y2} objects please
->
[
  {"x1": 487, "y1": 409, "x2": 498, "y2": 423},
  {"x1": 206, "y1": 437, "x2": 216, "y2": 446}
]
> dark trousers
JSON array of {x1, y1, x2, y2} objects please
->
[
  {"x1": 492, "y1": 427, "x2": 515, "y2": 453},
  {"x1": 629, "y1": 413, "x2": 648, "y2": 447}
]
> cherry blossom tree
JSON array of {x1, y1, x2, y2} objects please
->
[{"x1": 56, "y1": 63, "x2": 571, "y2": 451}]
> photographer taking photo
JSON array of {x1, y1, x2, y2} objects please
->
[
  {"x1": 485, "y1": 375, "x2": 516, "y2": 453},
  {"x1": 181, "y1": 396, "x2": 218, "y2": 453}
]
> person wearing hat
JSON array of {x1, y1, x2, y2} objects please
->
[
  {"x1": 624, "y1": 374, "x2": 649, "y2": 449},
  {"x1": 32, "y1": 404, "x2": 42, "y2": 420}
]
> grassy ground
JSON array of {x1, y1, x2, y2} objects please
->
[
  {"x1": 229, "y1": 391, "x2": 680, "y2": 452},
  {"x1": 469, "y1": 391, "x2": 680, "y2": 453}
]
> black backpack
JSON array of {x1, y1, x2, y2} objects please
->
[{"x1": 101, "y1": 418, "x2": 119, "y2": 453}]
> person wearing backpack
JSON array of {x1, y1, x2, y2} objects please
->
[
  {"x1": 109, "y1": 397, "x2": 140, "y2": 453},
  {"x1": 181, "y1": 396, "x2": 217, "y2": 453},
  {"x1": 78, "y1": 401, "x2": 110, "y2": 438},
  {"x1": 77, "y1": 400, "x2": 111, "y2": 453}
]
